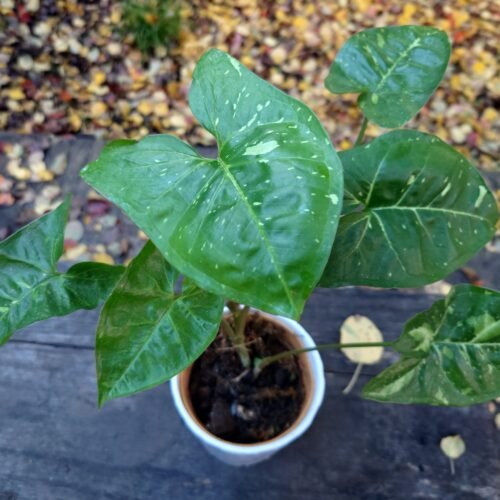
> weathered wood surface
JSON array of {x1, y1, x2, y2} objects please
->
[{"x1": 1, "y1": 290, "x2": 499, "y2": 500}]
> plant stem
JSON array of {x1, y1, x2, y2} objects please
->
[
  {"x1": 255, "y1": 340, "x2": 394, "y2": 375},
  {"x1": 235, "y1": 306, "x2": 250, "y2": 341},
  {"x1": 221, "y1": 303, "x2": 251, "y2": 369},
  {"x1": 355, "y1": 116, "x2": 368, "y2": 146},
  {"x1": 226, "y1": 301, "x2": 240, "y2": 314}
]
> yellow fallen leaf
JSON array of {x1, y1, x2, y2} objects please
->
[
  {"x1": 93, "y1": 253, "x2": 115, "y2": 265},
  {"x1": 98, "y1": 25, "x2": 112, "y2": 37},
  {"x1": 69, "y1": 111, "x2": 82, "y2": 131},
  {"x1": 153, "y1": 102, "x2": 169, "y2": 118},
  {"x1": 87, "y1": 83, "x2": 109, "y2": 96},
  {"x1": 110, "y1": 6, "x2": 121, "y2": 24},
  {"x1": 37, "y1": 169, "x2": 54, "y2": 182},
  {"x1": 240, "y1": 55, "x2": 254, "y2": 68},
  {"x1": 92, "y1": 70, "x2": 106, "y2": 86},
  {"x1": 270, "y1": 46, "x2": 287, "y2": 65},
  {"x1": 340, "y1": 139, "x2": 351, "y2": 150},
  {"x1": 275, "y1": 10, "x2": 289, "y2": 23},
  {"x1": 292, "y1": 17, "x2": 308, "y2": 31},
  {"x1": 450, "y1": 74, "x2": 463, "y2": 91},
  {"x1": 90, "y1": 101, "x2": 107, "y2": 118},
  {"x1": 354, "y1": 0, "x2": 371, "y2": 13},
  {"x1": 340, "y1": 315, "x2": 384, "y2": 364},
  {"x1": 423, "y1": 280, "x2": 453, "y2": 295},
  {"x1": 7, "y1": 160, "x2": 30, "y2": 180},
  {"x1": 441, "y1": 435, "x2": 466, "y2": 459},
  {"x1": 451, "y1": 10, "x2": 470, "y2": 28},
  {"x1": 128, "y1": 112, "x2": 144, "y2": 126},
  {"x1": 440, "y1": 435, "x2": 466, "y2": 475},
  {"x1": 169, "y1": 113, "x2": 187, "y2": 128},
  {"x1": 137, "y1": 100, "x2": 154, "y2": 116},
  {"x1": 166, "y1": 81, "x2": 181, "y2": 99},
  {"x1": 117, "y1": 100, "x2": 131, "y2": 117},
  {"x1": 336, "y1": 9, "x2": 348, "y2": 25},
  {"x1": 6, "y1": 88, "x2": 25, "y2": 100},
  {"x1": 63, "y1": 244, "x2": 87, "y2": 261},
  {"x1": 472, "y1": 61, "x2": 486, "y2": 76},
  {"x1": 399, "y1": 4, "x2": 417, "y2": 24},
  {"x1": 482, "y1": 107, "x2": 498, "y2": 122}
]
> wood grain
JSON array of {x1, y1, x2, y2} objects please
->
[{"x1": 2, "y1": 290, "x2": 499, "y2": 500}]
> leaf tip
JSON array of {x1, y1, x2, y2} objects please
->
[{"x1": 97, "y1": 389, "x2": 109, "y2": 408}]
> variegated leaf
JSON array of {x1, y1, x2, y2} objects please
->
[
  {"x1": 363, "y1": 285, "x2": 500, "y2": 406},
  {"x1": 326, "y1": 26, "x2": 451, "y2": 128},
  {"x1": 82, "y1": 49, "x2": 343, "y2": 319},
  {"x1": 321, "y1": 131, "x2": 497, "y2": 288}
]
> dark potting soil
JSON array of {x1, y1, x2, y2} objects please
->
[{"x1": 189, "y1": 312, "x2": 305, "y2": 444}]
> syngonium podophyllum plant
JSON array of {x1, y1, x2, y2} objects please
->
[{"x1": 1, "y1": 26, "x2": 499, "y2": 408}]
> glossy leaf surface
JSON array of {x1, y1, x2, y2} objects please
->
[
  {"x1": 326, "y1": 26, "x2": 451, "y2": 128},
  {"x1": 96, "y1": 241, "x2": 224, "y2": 405},
  {"x1": 82, "y1": 49, "x2": 343, "y2": 319},
  {"x1": 320, "y1": 131, "x2": 497, "y2": 288},
  {"x1": 0, "y1": 198, "x2": 124, "y2": 344},
  {"x1": 363, "y1": 285, "x2": 500, "y2": 406}
]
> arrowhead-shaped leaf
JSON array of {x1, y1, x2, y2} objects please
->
[
  {"x1": 320, "y1": 130, "x2": 497, "y2": 288},
  {"x1": 363, "y1": 285, "x2": 500, "y2": 406},
  {"x1": 82, "y1": 49, "x2": 343, "y2": 319},
  {"x1": 96, "y1": 241, "x2": 224, "y2": 405},
  {"x1": 0, "y1": 198, "x2": 124, "y2": 344},
  {"x1": 326, "y1": 26, "x2": 451, "y2": 128}
]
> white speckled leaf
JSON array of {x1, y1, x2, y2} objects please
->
[
  {"x1": 326, "y1": 26, "x2": 451, "y2": 128},
  {"x1": 320, "y1": 130, "x2": 497, "y2": 288},
  {"x1": 96, "y1": 241, "x2": 224, "y2": 405},
  {"x1": 0, "y1": 198, "x2": 124, "y2": 345},
  {"x1": 363, "y1": 285, "x2": 500, "y2": 406},
  {"x1": 82, "y1": 49, "x2": 343, "y2": 319}
]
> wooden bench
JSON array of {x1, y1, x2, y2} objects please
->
[{"x1": 0, "y1": 134, "x2": 498, "y2": 499}]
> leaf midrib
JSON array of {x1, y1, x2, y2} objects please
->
[
  {"x1": 370, "y1": 36, "x2": 423, "y2": 96},
  {"x1": 103, "y1": 288, "x2": 204, "y2": 399},
  {"x1": 216, "y1": 157, "x2": 297, "y2": 315},
  {"x1": 0, "y1": 270, "x2": 59, "y2": 341}
]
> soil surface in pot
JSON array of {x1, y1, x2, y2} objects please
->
[{"x1": 189, "y1": 312, "x2": 305, "y2": 444}]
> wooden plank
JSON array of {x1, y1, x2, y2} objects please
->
[
  {"x1": 0, "y1": 341, "x2": 498, "y2": 500},
  {"x1": 11, "y1": 289, "x2": 440, "y2": 375}
]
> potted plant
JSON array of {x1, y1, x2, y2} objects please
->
[{"x1": 0, "y1": 26, "x2": 498, "y2": 467}]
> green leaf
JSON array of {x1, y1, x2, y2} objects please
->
[
  {"x1": 96, "y1": 240, "x2": 224, "y2": 405},
  {"x1": 320, "y1": 130, "x2": 497, "y2": 288},
  {"x1": 363, "y1": 285, "x2": 500, "y2": 406},
  {"x1": 82, "y1": 49, "x2": 343, "y2": 319},
  {"x1": 0, "y1": 198, "x2": 124, "y2": 344},
  {"x1": 326, "y1": 26, "x2": 451, "y2": 128}
]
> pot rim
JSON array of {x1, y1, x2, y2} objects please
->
[{"x1": 170, "y1": 310, "x2": 325, "y2": 455}]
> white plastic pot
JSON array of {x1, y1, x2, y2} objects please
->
[{"x1": 170, "y1": 310, "x2": 325, "y2": 467}]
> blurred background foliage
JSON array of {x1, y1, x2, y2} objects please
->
[
  {"x1": 120, "y1": 0, "x2": 181, "y2": 55},
  {"x1": 0, "y1": 0, "x2": 498, "y2": 170}
]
